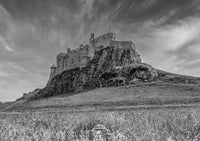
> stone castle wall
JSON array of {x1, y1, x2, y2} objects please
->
[
  {"x1": 63, "y1": 45, "x2": 91, "y2": 71},
  {"x1": 55, "y1": 45, "x2": 93, "y2": 75},
  {"x1": 49, "y1": 65, "x2": 56, "y2": 82},
  {"x1": 48, "y1": 32, "x2": 141, "y2": 84},
  {"x1": 54, "y1": 32, "x2": 116, "y2": 76},
  {"x1": 56, "y1": 53, "x2": 66, "y2": 75},
  {"x1": 110, "y1": 41, "x2": 141, "y2": 64},
  {"x1": 92, "y1": 33, "x2": 116, "y2": 50}
]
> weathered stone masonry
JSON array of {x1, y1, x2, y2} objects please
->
[{"x1": 48, "y1": 32, "x2": 141, "y2": 84}]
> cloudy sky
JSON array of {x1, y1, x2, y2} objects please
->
[{"x1": 0, "y1": 0, "x2": 200, "y2": 102}]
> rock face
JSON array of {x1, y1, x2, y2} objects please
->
[{"x1": 30, "y1": 45, "x2": 158, "y2": 100}]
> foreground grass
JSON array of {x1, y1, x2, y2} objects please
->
[{"x1": 1, "y1": 108, "x2": 200, "y2": 141}]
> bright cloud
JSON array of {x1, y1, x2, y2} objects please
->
[{"x1": 0, "y1": 36, "x2": 15, "y2": 52}]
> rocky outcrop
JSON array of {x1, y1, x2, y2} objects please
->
[{"x1": 30, "y1": 46, "x2": 158, "y2": 100}]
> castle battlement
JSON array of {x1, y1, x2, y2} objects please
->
[{"x1": 48, "y1": 31, "x2": 139, "y2": 84}]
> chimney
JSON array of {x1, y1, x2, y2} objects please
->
[
  {"x1": 67, "y1": 48, "x2": 71, "y2": 53},
  {"x1": 90, "y1": 32, "x2": 95, "y2": 39}
]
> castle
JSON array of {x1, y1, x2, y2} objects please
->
[{"x1": 48, "y1": 31, "x2": 141, "y2": 83}]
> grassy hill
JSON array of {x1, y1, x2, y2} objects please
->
[
  {"x1": 0, "y1": 102, "x2": 13, "y2": 110},
  {"x1": 2, "y1": 70, "x2": 200, "y2": 112}
]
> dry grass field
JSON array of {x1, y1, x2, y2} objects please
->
[{"x1": 1, "y1": 108, "x2": 200, "y2": 141}]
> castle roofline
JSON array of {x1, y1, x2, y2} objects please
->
[{"x1": 94, "y1": 32, "x2": 116, "y2": 40}]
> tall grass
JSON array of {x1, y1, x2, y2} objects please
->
[{"x1": 1, "y1": 108, "x2": 200, "y2": 141}]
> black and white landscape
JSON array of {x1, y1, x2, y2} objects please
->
[{"x1": 0, "y1": 0, "x2": 200, "y2": 141}]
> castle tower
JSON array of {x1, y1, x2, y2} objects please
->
[
  {"x1": 89, "y1": 32, "x2": 96, "y2": 52},
  {"x1": 48, "y1": 65, "x2": 56, "y2": 84},
  {"x1": 89, "y1": 32, "x2": 95, "y2": 45},
  {"x1": 57, "y1": 53, "x2": 66, "y2": 74}
]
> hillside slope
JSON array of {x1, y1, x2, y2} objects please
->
[
  {"x1": 0, "y1": 102, "x2": 13, "y2": 110},
  {"x1": 4, "y1": 72, "x2": 200, "y2": 112}
]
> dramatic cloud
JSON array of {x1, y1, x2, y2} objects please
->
[{"x1": 0, "y1": 0, "x2": 200, "y2": 101}]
